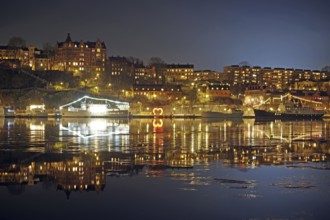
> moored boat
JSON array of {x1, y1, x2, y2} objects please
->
[
  {"x1": 0, "y1": 106, "x2": 15, "y2": 118},
  {"x1": 254, "y1": 105, "x2": 324, "y2": 120},
  {"x1": 61, "y1": 107, "x2": 129, "y2": 118},
  {"x1": 59, "y1": 96, "x2": 130, "y2": 118},
  {"x1": 202, "y1": 109, "x2": 243, "y2": 118}
]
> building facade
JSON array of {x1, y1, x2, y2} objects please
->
[
  {"x1": 193, "y1": 70, "x2": 226, "y2": 81},
  {"x1": 133, "y1": 84, "x2": 182, "y2": 101},
  {"x1": 225, "y1": 65, "x2": 330, "y2": 90},
  {"x1": 0, "y1": 45, "x2": 50, "y2": 70},
  {"x1": 54, "y1": 33, "x2": 106, "y2": 76},
  {"x1": 166, "y1": 64, "x2": 194, "y2": 83}
]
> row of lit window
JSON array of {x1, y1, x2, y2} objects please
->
[
  {"x1": 168, "y1": 68, "x2": 192, "y2": 71},
  {"x1": 208, "y1": 91, "x2": 231, "y2": 95},
  {"x1": 134, "y1": 92, "x2": 178, "y2": 95},
  {"x1": 68, "y1": 43, "x2": 89, "y2": 48},
  {"x1": 209, "y1": 87, "x2": 229, "y2": 90},
  {"x1": 136, "y1": 88, "x2": 180, "y2": 92}
]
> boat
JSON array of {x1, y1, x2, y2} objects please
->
[
  {"x1": 27, "y1": 104, "x2": 48, "y2": 117},
  {"x1": 60, "y1": 96, "x2": 130, "y2": 118},
  {"x1": 0, "y1": 106, "x2": 15, "y2": 118},
  {"x1": 61, "y1": 106, "x2": 129, "y2": 118},
  {"x1": 201, "y1": 109, "x2": 243, "y2": 118},
  {"x1": 15, "y1": 104, "x2": 48, "y2": 118},
  {"x1": 253, "y1": 105, "x2": 324, "y2": 120}
]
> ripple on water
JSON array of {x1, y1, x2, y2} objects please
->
[{"x1": 272, "y1": 182, "x2": 315, "y2": 189}]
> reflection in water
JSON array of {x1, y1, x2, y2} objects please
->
[{"x1": 0, "y1": 118, "x2": 329, "y2": 198}]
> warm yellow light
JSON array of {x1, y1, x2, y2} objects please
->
[
  {"x1": 29, "y1": 104, "x2": 45, "y2": 111},
  {"x1": 153, "y1": 108, "x2": 163, "y2": 116},
  {"x1": 153, "y1": 119, "x2": 163, "y2": 127}
]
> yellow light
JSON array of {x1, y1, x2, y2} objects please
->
[
  {"x1": 29, "y1": 104, "x2": 45, "y2": 111},
  {"x1": 153, "y1": 119, "x2": 163, "y2": 127},
  {"x1": 30, "y1": 124, "x2": 45, "y2": 131},
  {"x1": 153, "y1": 108, "x2": 163, "y2": 116}
]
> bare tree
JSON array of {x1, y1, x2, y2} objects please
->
[
  {"x1": 149, "y1": 57, "x2": 165, "y2": 66},
  {"x1": 239, "y1": 61, "x2": 250, "y2": 67},
  {"x1": 149, "y1": 57, "x2": 166, "y2": 84},
  {"x1": 7, "y1": 37, "x2": 26, "y2": 67},
  {"x1": 321, "y1": 66, "x2": 330, "y2": 72},
  {"x1": 42, "y1": 42, "x2": 55, "y2": 57},
  {"x1": 7, "y1": 37, "x2": 26, "y2": 48}
]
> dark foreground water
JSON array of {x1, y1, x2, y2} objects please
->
[{"x1": 0, "y1": 118, "x2": 329, "y2": 220}]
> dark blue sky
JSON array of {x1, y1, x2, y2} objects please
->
[{"x1": 1, "y1": 0, "x2": 329, "y2": 71}]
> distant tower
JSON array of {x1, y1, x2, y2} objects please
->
[{"x1": 65, "y1": 33, "x2": 72, "y2": 43}]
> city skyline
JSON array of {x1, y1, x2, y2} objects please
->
[{"x1": 1, "y1": 0, "x2": 329, "y2": 71}]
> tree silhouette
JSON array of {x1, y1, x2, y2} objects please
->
[
  {"x1": 42, "y1": 42, "x2": 55, "y2": 57},
  {"x1": 239, "y1": 61, "x2": 250, "y2": 67},
  {"x1": 148, "y1": 57, "x2": 166, "y2": 84},
  {"x1": 7, "y1": 37, "x2": 26, "y2": 48},
  {"x1": 321, "y1": 66, "x2": 330, "y2": 72}
]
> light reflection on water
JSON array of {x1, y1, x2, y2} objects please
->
[{"x1": 0, "y1": 118, "x2": 329, "y2": 219}]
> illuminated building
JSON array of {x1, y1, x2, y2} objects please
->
[
  {"x1": 134, "y1": 63, "x2": 146, "y2": 84},
  {"x1": 0, "y1": 45, "x2": 50, "y2": 70},
  {"x1": 293, "y1": 69, "x2": 329, "y2": 81},
  {"x1": 244, "y1": 85, "x2": 267, "y2": 106},
  {"x1": 142, "y1": 65, "x2": 166, "y2": 85},
  {"x1": 294, "y1": 80, "x2": 330, "y2": 91},
  {"x1": 261, "y1": 68, "x2": 294, "y2": 90},
  {"x1": 133, "y1": 84, "x2": 182, "y2": 101},
  {"x1": 54, "y1": 33, "x2": 106, "y2": 76},
  {"x1": 224, "y1": 65, "x2": 330, "y2": 90},
  {"x1": 107, "y1": 56, "x2": 134, "y2": 77},
  {"x1": 195, "y1": 81, "x2": 232, "y2": 103},
  {"x1": 105, "y1": 56, "x2": 136, "y2": 89},
  {"x1": 34, "y1": 54, "x2": 51, "y2": 71},
  {"x1": 193, "y1": 70, "x2": 226, "y2": 81},
  {"x1": 166, "y1": 64, "x2": 194, "y2": 83},
  {"x1": 225, "y1": 65, "x2": 260, "y2": 86},
  {"x1": 206, "y1": 83, "x2": 231, "y2": 99}
]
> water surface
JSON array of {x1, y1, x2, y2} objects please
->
[{"x1": 0, "y1": 118, "x2": 329, "y2": 220}]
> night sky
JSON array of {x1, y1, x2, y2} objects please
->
[{"x1": 1, "y1": 0, "x2": 329, "y2": 71}]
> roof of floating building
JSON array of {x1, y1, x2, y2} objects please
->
[{"x1": 59, "y1": 96, "x2": 129, "y2": 110}]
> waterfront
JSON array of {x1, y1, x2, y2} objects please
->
[{"x1": 0, "y1": 118, "x2": 329, "y2": 220}]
